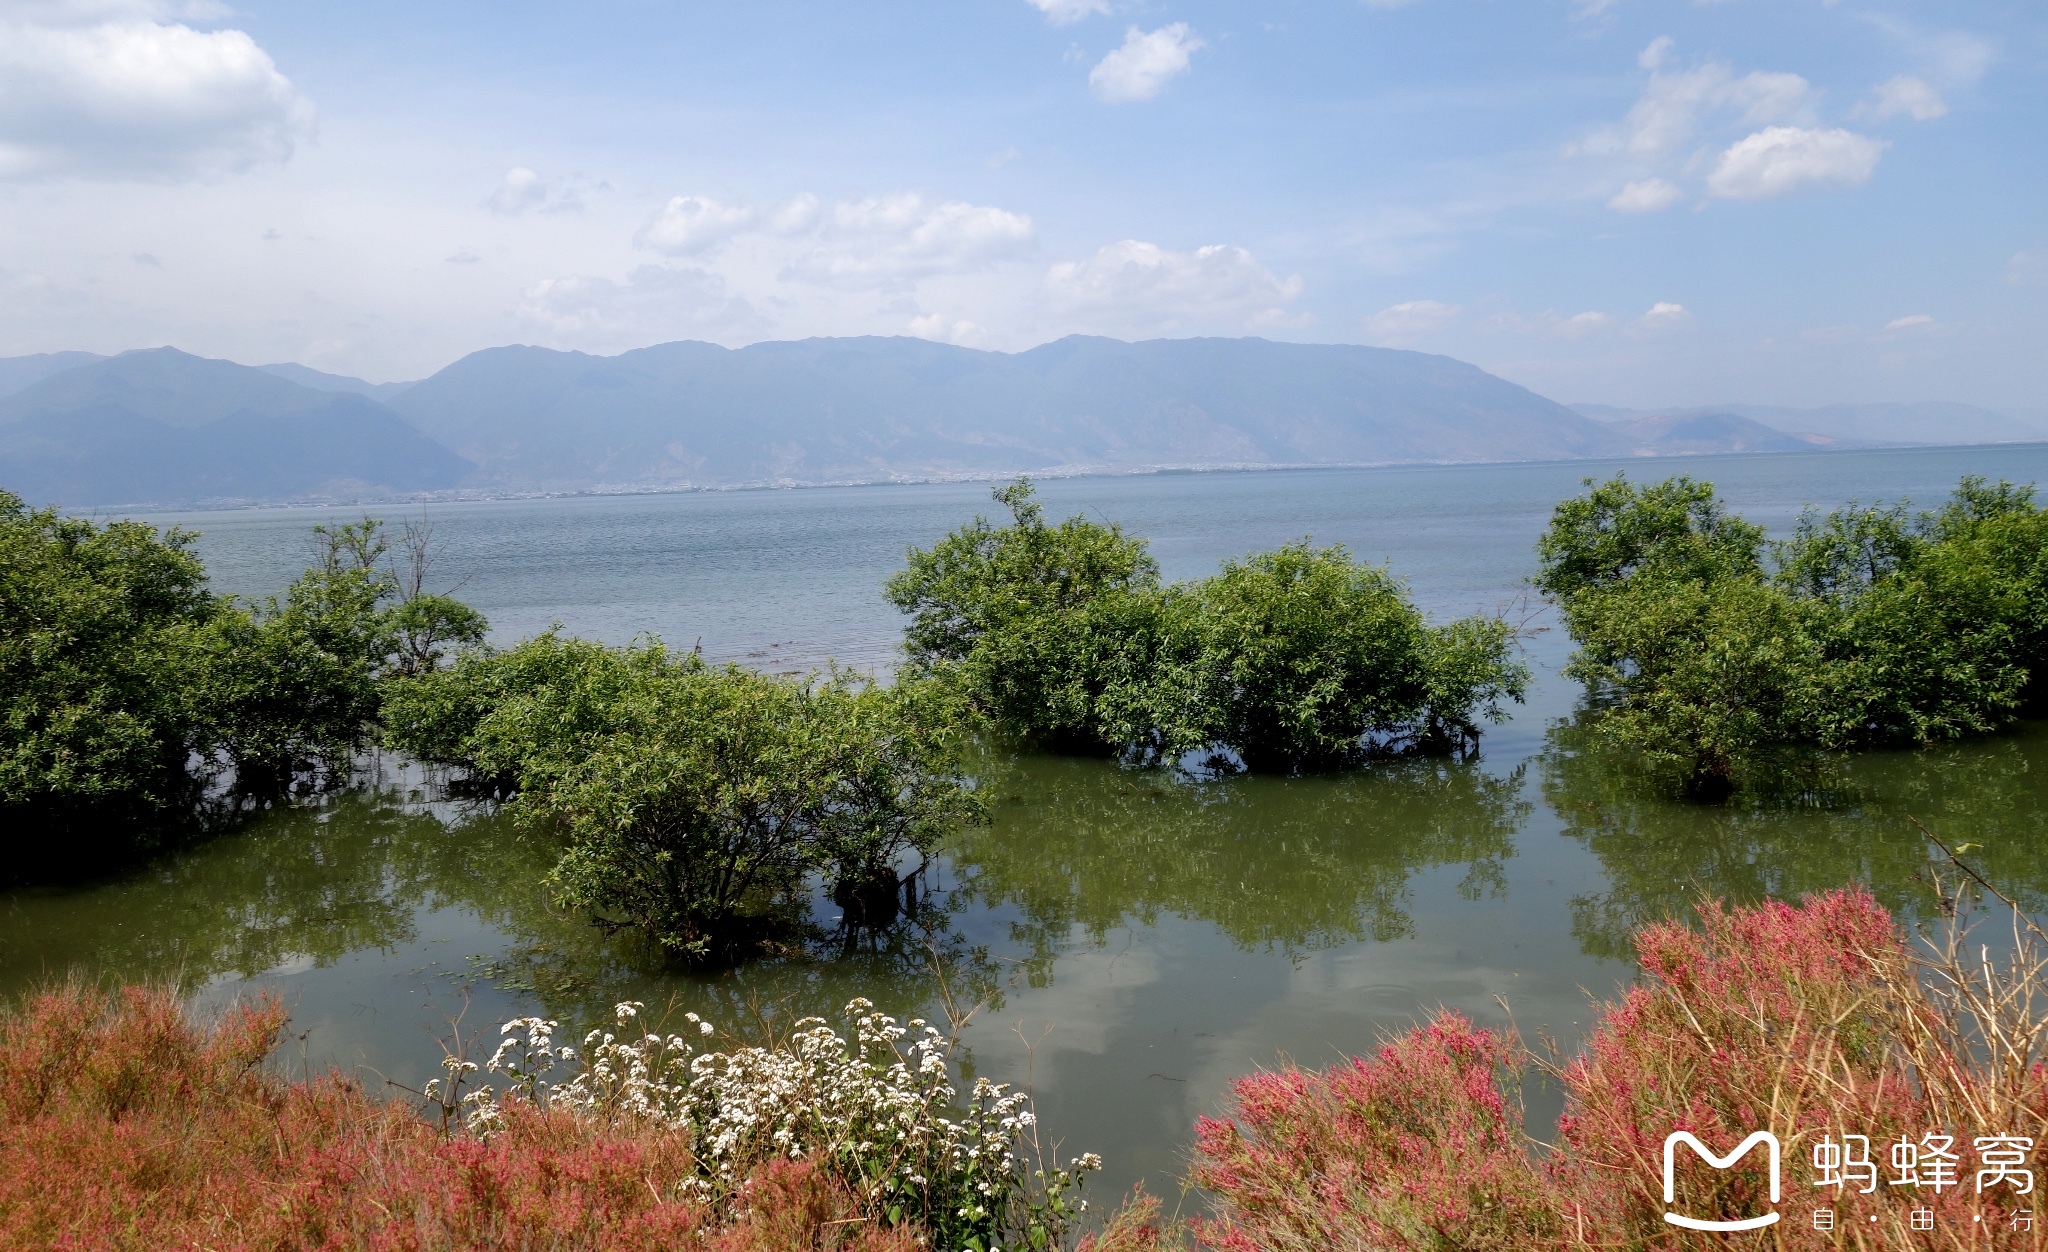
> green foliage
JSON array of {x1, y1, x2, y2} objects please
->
[
  {"x1": 2, "y1": 496, "x2": 486, "y2": 850},
  {"x1": 1538, "y1": 473, "x2": 2048, "y2": 798},
  {"x1": 0, "y1": 490, "x2": 217, "y2": 831},
  {"x1": 1179, "y1": 541, "x2": 1526, "y2": 770},
  {"x1": 1533, "y1": 473, "x2": 1765, "y2": 606},
  {"x1": 889, "y1": 482, "x2": 1527, "y2": 773},
  {"x1": 383, "y1": 634, "x2": 985, "y2": 957},
  {"x1": 886, "y1": 479, "x2": 1165, "y2": 754}
]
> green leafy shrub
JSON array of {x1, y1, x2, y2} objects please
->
[
  {"x1": 0, "y1": 490, "x2": 217, "y2": 833},
  {"x1": 384, "y1": 635, "x2": 984, "y2": 956},
  {"x1": 1537, "y1": 473, "x2": 2048, "y2": 797},
  {"x1": 887, "y1": 480, "x2": 1166, "y2": 755},
  {"x1": 2, "y1": 497, "x2": 486, "y2": 852},
  {"x1": 890, "y1": 482, "x2": 1527, "y2": 774}
]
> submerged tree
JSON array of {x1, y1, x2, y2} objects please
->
[
  {"x1": 383, "y1": 635, "x2": 984, "y2": 959},
  {"x1": 0, "y1": 490, "x2": 218, "y2": 839},
  {"x1": 1, "y1": 495, "x2": 487, "y2": 863},
  {"x1": 888, "y1": 480, "x2": 1527, "y2": 773},
  {"x1": 886, "y1": 479, "x2": 1167, "y2": 755},
  {"x1": 1536, "y1": 472, "x2": 2048, "y2": 799}
]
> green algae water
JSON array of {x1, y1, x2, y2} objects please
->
[{"x1": 10, "y1": 445, "x2": 2048, "y2": 1205}]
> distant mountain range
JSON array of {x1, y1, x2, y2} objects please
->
[
  {"x1": 1571, "y1": 401, "x2": 2041, "y2": 446},
  {"x1": 0, "y1": 338, "x2": 2037, "y2": 509}
]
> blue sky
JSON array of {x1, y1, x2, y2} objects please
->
[{"x1": 0, "y1": 0, "x2": 2040, "y2": 413}]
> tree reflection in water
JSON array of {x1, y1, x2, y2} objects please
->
[
  {"x1": 1541, "y1": 716, "x2": 2048, "y2": 961},
  {"x1": 947, "y1": 752, "x2": 1533, "y2": 968}
]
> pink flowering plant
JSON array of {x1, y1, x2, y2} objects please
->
[{"x1": 1176, "y1": 880, "x2": 2048, "y2": 1250}]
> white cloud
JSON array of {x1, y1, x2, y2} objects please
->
[
  {"x1": 1583, "y1": 61, "x2": 1813, "y2": 161},
  {"x1": 1884, "y1": 314, "x2": 1933, "y2": 331},
  {"x1": 1046, "y1": 240, "x2": 1302, "y2": 329},
  {"x1": 0, "y1": 3, "x2": 311, "y2": 181},
  {"x1": 1707, "y1": 126, "x2": 1887, "y2": 200},
  {"x1": 1362, "y1": 299, "x2": 1461, "y2": 346},
  {"x1": 1607, "y1": 177, "x2": 1683, "y2": 213},
  {"x1": 764, "y1": 192, "x2": 821, "y2": 235},
  {"x1": 1856, "y1": 75, "x2": 1947, "y2": 121},
  {"x1": 2008, "y1": 252, "x2": 2048, "y2": 288},
  {"x1": 636, "y1": 194, "x2": 753, "y2": 256},
  {"x1": 785, "y1": 193, "x2": 1034, "y2": 287},
  {"x1": 489, "y1": 167, "x2": 589, "y2": 215},
  {"x1": 1088, "y1": 24, "x2": 1203, "y2": 104},
  {"x1": 1637, "y1": 36, "x2": 1673, "y2": 72},
  {"x1": 1024, "y1": 0, "x2": 1107, "y2": 25},
  {"x1": 1930, "y1": 32, "x2": 1993, "y2": 87},
  {"x1": 518, "y1": 264, "x2": 759, "y2": 347},
  {"x1": 906, "y1": 312, "x2": 990, "y2": 347},
  {"x1": 1637, "y1": 301, "x2": 1691, "y2": 331}
]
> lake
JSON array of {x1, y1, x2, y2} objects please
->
[{"x1": 13, "y1": 445, "x2": 2048, "y2": 1210}]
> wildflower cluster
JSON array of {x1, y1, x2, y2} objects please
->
[{"x1": 473, "y1": 998, "x2": 1100, "y2": 1250}]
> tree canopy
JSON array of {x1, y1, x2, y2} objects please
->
[
  {"x1": 888, "y1": 480, "x2": 1527, "y2": 772},
  {"x1": 1536, "y1": 473, "x2": 2048, "y2": 798},
  {"x1": 1, "y1": 496, "x2": 485, "y2": 862}
]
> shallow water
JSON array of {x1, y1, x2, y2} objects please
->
[{"x1": 14, "y1": 445, "x2": 2048, "y2": 1208}]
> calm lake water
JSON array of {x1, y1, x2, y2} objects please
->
[{"x1": 14, "y1": 446, "x2": 2048, "y2": 1209}]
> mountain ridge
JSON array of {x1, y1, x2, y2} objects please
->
[{"x1": 0, "y1": 338, "x2": 2035, "y2": 509}]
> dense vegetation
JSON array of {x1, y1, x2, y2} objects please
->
[
  {"x1": 15, "y1": 888, "x2": 2044, "y2": 1251},
  {"x1": 887, "y1": 481, "x2": 1527, "y2": 772},
  {"x1": 383, "y1": 635, "x2": 982, "y2": 958},
  {"x1": 0, "y1": 984, "x2": 1098, "y2": 1252},
  {"x1": 0, "y1": 494, "x2": 482, "y2": 857},
  {"x1": 1180, "y1": 886, "x2": 2048, "y2": 1250},
  {"x1": 1537, "y1": 473, "x2": 2048, "y2": 798}
]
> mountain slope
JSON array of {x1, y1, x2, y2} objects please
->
[
  {"x1": 0, "y1": 351, "x2": 105, "y2": 399},
  {"x1": 0, "y1": 349, "x2": 471, "y2": 507},
  {"x1": 1572, "y1": 401, "x2": 2039, "y2": 446},
  {"x1": 258, "y1": 362, "x2": 418, "y2": 400},
  {"x1": 389, "y1": 335, "x2": 1624, "y2": 489},
  {"x1": 1611, "y1": 412, "x2": 1834, "y2": 456}
]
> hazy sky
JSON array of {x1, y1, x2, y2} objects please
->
[{"x1": 0, "y1": 0, "x2": 2040, "y2": 412}]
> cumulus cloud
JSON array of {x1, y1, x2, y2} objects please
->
[
  {"x1": 1046, "y1": 240, "x2": 1302, "y2": 330},
  {"x1": 1089, "y1": 24, "x2": 1203, "y2": 104},
  {"x1": 1637, "y1": 301, "x2": 1691, "y2": 331},
  {"x1": 637, "y1": 195, "x2": 753, "y2": 256},
  {"x1": 1856, "y1": 75, "x2": 1947, "y2": 121},
  {"x1": 1622, "y1": 65, "x2": 1811, "y2": 159},
  {"x1": 1637, "y1": 36, "x2": 1673, "y2": 72},
  {"x1": 484, "y1": 166, "x2": 587, "y2": 215},
  {"x1": 1362, "y1": 299, "x2": 1461, "y2": 346},
  {"x1": 518, "y1": 264, "x2": 759, "y2": 346},
  {"x1": 1024, "y1": 0, "x2": 1107, "y2": 25},
  {"x1": 785, "y1": 193, "x2": 1034, "y2": 287},
  {"x1": 0, "y1": 0, "x2": 311, "y2": 181},
  {"x1": 1607, "y1": 177, "x2": 1683, "y2": 213},
  {"x1": 1707, "y1": 126, "x2": 1887, "y2": 200}
]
